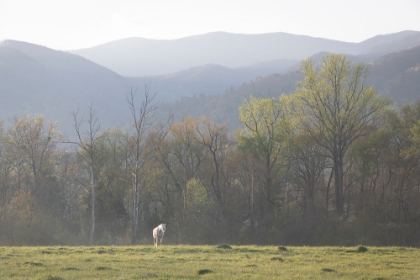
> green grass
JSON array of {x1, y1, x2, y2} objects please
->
[{"x1": 0, "y1": 245, "x2": 419, "y2": 279}]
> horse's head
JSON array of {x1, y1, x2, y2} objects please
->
[{"x1": 160, "y1": 224, "x2": 166, "y2": 234}]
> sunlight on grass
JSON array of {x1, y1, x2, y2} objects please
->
[{"x1": 0, "y1": 245, "x2": 419, "y2": 279}]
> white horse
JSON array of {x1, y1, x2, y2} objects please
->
[{"x1": 153, "y1": 223, "x2": 166, "y2": 247}]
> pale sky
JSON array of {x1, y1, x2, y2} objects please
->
[{"x1": 0, "y1": 0, "x2": 419, "y2": 50}]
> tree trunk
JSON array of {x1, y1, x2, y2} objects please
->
[
  {"x1": 131, "y1": 167, "x2": 139, "y2": 245},
  {"x1": 325, "y1": 168, "x2": 334, "y2": 210},
  {"x1": 334, "y1": 161, "x2": 344, "y2": 215},
  {"x1": 89, "y1": 165, "x2": 95, "y2": 245}
]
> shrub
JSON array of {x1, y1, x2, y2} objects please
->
[
  {"x1": 197, "y1": 269, "x2": 213, "y2": 275},
  {"x1": 357, "y1": 245, "x2": 368, "y2": 253},
  {"x1": 216, "y1": 244, "x2": 232, "y2": 249}
]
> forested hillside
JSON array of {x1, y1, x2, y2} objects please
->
[
  {"x1": 367, "y1": 45, "x2": 420, "y2": 105},
  {"x1": 128, "y1": 59, "x2": 298, "y2": 101},
  {"x1": 1, "y1": 54, "x2": 419, "y2": 247},
  {"x1": 159, "y1": 46, "x2": 420, "y2": 131}
]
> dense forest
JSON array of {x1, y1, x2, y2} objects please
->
[{"x1": 1, "y1": 54, "x2": 419, "y2": 246}]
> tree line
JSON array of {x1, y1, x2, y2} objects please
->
[{"x1": 0, "y1": 54, "x2": 419, "y2": 246}]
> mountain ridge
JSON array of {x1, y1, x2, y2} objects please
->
[
  {"x1": 1, "y1": 31, "x2": 420, "y2": 136},
  {"x1": 70, "y1": 30, "x2": 420, "y2": 76}
]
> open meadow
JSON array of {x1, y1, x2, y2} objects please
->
[{"x1": 0, "y1": 245, "x2": 419, "y2": 279}]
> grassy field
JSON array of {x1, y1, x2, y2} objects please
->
[{"x1": 0, "y1": 245, "x2": 419, "y2": 279}]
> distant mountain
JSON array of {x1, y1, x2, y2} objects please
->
[
  {"x1": 0, "y1": 40, "x2": 131, "y2": 136},
  {"x1": 129, "y1": 59, "x2": 298, "y2": 101},
  {"x1": 0, "y1": 39, "x2": 300, "y2": 135},
  {"x1": 367, "y1": 45, "x2": 420, "y2": 105},
  {"x1": 1, "y1": 33, "x2": 420, "y2": 136},
  {"x1": 358, "y1": 31, "x2": 420, "y2": 55},
  {"x1": 70, "y1": 31, "x2": 420, "y2": 76},
  {"x1": 157, "y1": 45, "x2": 420, "y2": 131}
]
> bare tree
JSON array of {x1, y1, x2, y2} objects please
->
[
  {"x1": 69, "y1": 105, "x2": 105, "y2": 245},
  {"x1": 126, "y1": 83, "x2": 157, "y2": 244}
]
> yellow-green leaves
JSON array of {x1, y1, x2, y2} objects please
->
[
  {"x1": 295, "y1": 53, "x2": 391, "y2": 152},
  {"x1": 294, "y1": 53, "x2": 391, "y2": 214},
  {"x1": 238, "y1": 95, "x2": 291, "y2": 143}
]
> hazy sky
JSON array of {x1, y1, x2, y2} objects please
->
[{"x1": 1, "y1": 0, "x2": 419, "y2": 50}]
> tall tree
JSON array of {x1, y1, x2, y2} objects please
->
[
  {"x1": 71, "y1": 105, "x2": 105, "y2": 245},
  {"x1": 2, "y1": 116, "x2": 62, "y2": 244},
  {"x1": 195, "y1": 117, "x2": 231, "y2": 230},
  {"x1": 287, "y1": 129, "x2": 328, "y2": 213},
  {"x1": 238, "y1": 96, "x2": 291, "y2": 223},
  {"x1": 7, "y1": 115, "x2": 61, "y2": 197},
  {"x1": 152, "y1": 117, "x2": 205, "y2": 241},
  {"x1": 94, "y1": 127, "x2": 129, "y2": 241},
  {"x1": 126, "y1": 84, "x2": 157, "y2": 244},
  {"x1": 294, "y1": 54, "x2": 391, "y2": 215}
]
